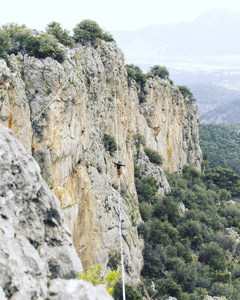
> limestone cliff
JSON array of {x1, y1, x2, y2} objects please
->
[
  {"x1": 0, "y1": 40, "x2": 201, "y2": 283},
  {"x1": 0, "y1": 124, "x2": 83, "y2": 299}
]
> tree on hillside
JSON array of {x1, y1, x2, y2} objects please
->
[
  {"x1": 46, "y1": 22, "x2": 74, "y2": 48},
  {"x1": 148, "y1": 65, "x2": 169, "y2": 79},
  {"x1": 24, "y1": 33, "x2": 65, "y2": 62},
  {"x1": 73, "y1": 19, "x2": 114, "y2": 44},
  {"x1": 199, "y1": 242, "x2": 226, "y2": 271},
  {"x1": 0, "y1": 29, "x2": 11, "y2": 57},
  {"x1": 0, "y1": 23, "x2": 32, "y2": 56},
  {"x1": 178, "y1": 85, "x2": 196, "y2": 103}
]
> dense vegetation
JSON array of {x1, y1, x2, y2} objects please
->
[
  {"x1": 199, "y1": 123, "x2": 240, "y2": 175},
  {"x1": 135, "y1": 163, "x2": 240, "y2": 299},
  {"x1": 0, "y1": 20, "x2": 114, "y2": 64}
]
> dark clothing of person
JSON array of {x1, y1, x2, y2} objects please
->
[{"x1": 114, "y1": 162, "x2": 125, "y2": 169}]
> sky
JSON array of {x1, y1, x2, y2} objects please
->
[{"x1": 1, "y1": 0, "x2": 240, "y2": 32}]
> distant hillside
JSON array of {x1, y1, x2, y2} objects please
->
[
  {"x1": 200, "y1": 99, "x2": 240, "y2": 123},
  {"x1": 188, "y1": 84, "x2": 240, "y2": 116},
  {"x1": 199, "y1": 123, "x2": 240, "y2": 175}
]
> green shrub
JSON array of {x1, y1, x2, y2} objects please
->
[
  {"x1": 211, "y1": 271, "x2": 232, "y2": 284},
  {"x1": 113, "y1": 281, "x2": 143, "y2": 300},
  {"x1": 171, "y1": 261, "x2": 198, "y2": 293},
  {"x1": 46, "y1": 21, "x2": 74, "y2": 48},
  {"x1": 103, "y1": 133, "x2": 117, "y2": 156},
  {"x1": 153, "y1": 197, "x2": 180, "y2": 225},
  {"x1": 144, "y1": 147, "x2": 163, "y2": 166},
  {"x1": 0, "y1": 23, "x2": 65, "y2": 63},
  {"x1": 139, "y1": 202, "x2": 153, "y2": 221},
  {"x1": 199, "y1": 242, "x2": 226, "y2": 271},
  {"x1": 178, "y1": 220, "x2": 203, "y2": 247},
  {"x1": 148, "y1": 65, "x2": 169, "y2": 79},
  {"x1": 107, "y1": 252, "x2": 121, "y2": 271},
  {"x1": 0, "y1": 23, "x2": 32, "y2": 55},
  {"x1": 141, "y1": 244, "x2": 166, "y2": 278},
  {"x1": 24, "y1": 33, "x2": 65, "y2": 63},
  {"x1": 125, "y1": 64, "x2": 146, "y2": 87},
  {"x1": 134, "y1": 163, "x2": 142, "y2": 179},
  {"x1": 210, "y1": 282, "x2": 233, "y2": 299},
  {"x1": 178, "y1": 85, "x2": 196, "y2": 103},
  {"x1": 157, "y1": 278, "x2": 183, "y2": 299},
  {"x1": 125, "y1": 64, "x2": 147, "y2": 103},
  {"x1": 135, "y1": 176, "x2": 159, "y2": 204},
  {"x1": 73, "y1": 19, "x2": 114, "y2": 44},
  {"x1": 0, "y1": 28, "x2": 12, "y2": 56},
  {"x1": 137, "y1": 222, "x2": 150, "y2": 240},
  {"x1": 78, "y1": 265, "x2": 119, "y2": 296},
  {"x1": 182, "y1": 165, "x2": 201, "y2": 181}
]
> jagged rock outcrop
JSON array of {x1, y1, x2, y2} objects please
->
[
  {"x1": 0, "y1": 124, "x2": 82, "y2": 299},
  {"x1": 0, "y1": 39, "x2": 202, "y2": 283}
]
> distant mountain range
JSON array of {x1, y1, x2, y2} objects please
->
[
  {"x1": 112, "y1": 9, "x2": 240, "y2": 119},
  {"x1": 112, "y1": 9, "x2": 240, "y2": 61}
]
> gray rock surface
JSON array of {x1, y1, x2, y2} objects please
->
[
  {"x1": 0, "y1": 124, "x2": 82, "y2": 299},
  {"x1": 47, "y1": 279, "x2": 113, "y2": 300}
]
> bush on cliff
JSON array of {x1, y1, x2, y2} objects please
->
[
  {"x1": 103, "y1": 133, "x2": 117, "y2": 156},
  {"x1": 73, "y1": 19, "x2": 114, "y2": 44},
  {"x1": 0, "y1": 23, "x2": 65, "y2": 63},
  {"x1": 78, "y1": 265, "x2": 119, "y2": 296},
  {"x1": 178, "y1": 85, "x2": 196, "y2": 103},
  {"x1": 46, "y1": 21, "x2": 74, "y2": 48},
  {"x1": 148, "y1": 65, "x2": 169, "y2": 79},
  {"x1": 113, "y1": 281, "x2": 143, "y2": 300},
  {"x1": 144, "y1": 147, "x2": 163, "y2": 166},
  {"x1": 24, "y1": 33, "x2": 65, "y2": 62}
]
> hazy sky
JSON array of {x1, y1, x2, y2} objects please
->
[{"x1": 2, "y1": 0, "x2": 240, "y2": 32}]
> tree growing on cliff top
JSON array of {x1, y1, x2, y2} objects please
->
[
  {"x1": 0, "y1": 23, "x2": 65, "y2": 63},
  {"x1": 46, "y1": 21, "x2": 74, "y2": 48},
  {"x1": 73, "y1": 19, "x2": 114, "y2": 44},
  {"x1": 148, "y1": 65, "x2": 169, "y2": 79}
]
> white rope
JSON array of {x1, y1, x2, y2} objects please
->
[
  {"x1": 16, "y1": 68, "x2": 75, "y2": 137},
  {"x1": 114, "y1": 53, "x2": 126, "y2": 300}
]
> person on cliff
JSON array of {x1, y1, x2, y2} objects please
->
[{"x1": 114, "y1": 161, "x2": 125, "y2": 178}]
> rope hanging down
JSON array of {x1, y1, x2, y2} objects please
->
[
  {"x1": 114, "y1": 54, "x2": 126, "y2": 300},
  {"x1": 16, "y1": 68, "x2": 75, "y2": 137}
]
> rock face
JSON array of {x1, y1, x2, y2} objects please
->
[
  {"x1": 0, "y1": 40, "x2": 202, "y2": 283},
  {"x1": 0, "y1": 124, "x2": 82, "y2": 299},
  {"x1": 47, "y1": 279, "x2": 113, "y2": 300}
]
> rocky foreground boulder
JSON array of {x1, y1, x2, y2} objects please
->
[{"x1": 0, "y1": 124, "x2": 112, "y2": 299}]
